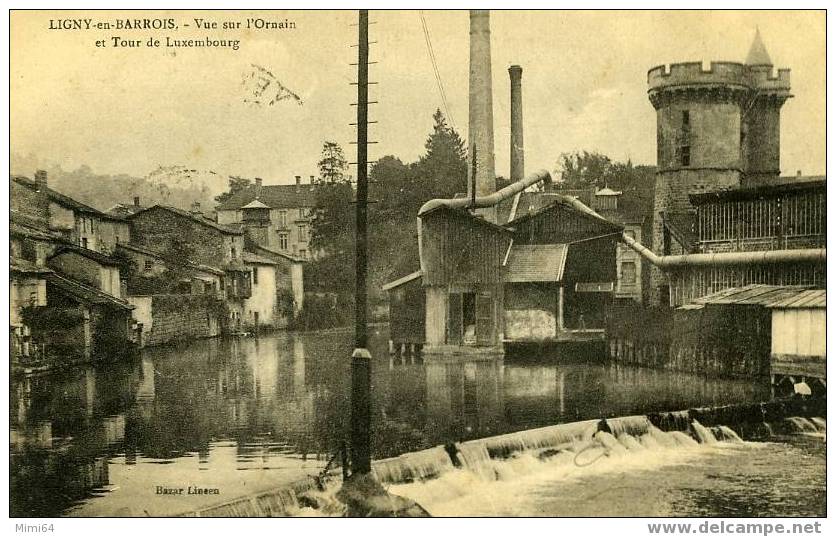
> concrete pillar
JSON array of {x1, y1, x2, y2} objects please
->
[
  {"x1": 467, "y1": 10, "x2": 496, "y2": 222},
  {"x1": 509, "y1": 65, "x2": 524, "y2": 181}
]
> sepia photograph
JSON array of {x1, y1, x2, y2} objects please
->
[{"x1": 7, "y1": 5, "x2": 827, "y2": 524}]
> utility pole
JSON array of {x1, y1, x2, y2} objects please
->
[{"x1": 350, "y1": 8, "x2": 372, "y2": 476}]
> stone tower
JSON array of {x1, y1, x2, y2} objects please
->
[{"x1": 646, "y1": 31, "x2": 792, "y2": 304}]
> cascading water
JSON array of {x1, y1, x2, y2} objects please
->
[
  {"x1": 691, "y1": 419, "x2": 718, "y2": 444},
  {"x1": 176, "y1": 411, "x2": 824, "y2": 517}
]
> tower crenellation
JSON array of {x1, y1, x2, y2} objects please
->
[{"x1": 647, "y1": 31, "x2": 793, "y2": 305}]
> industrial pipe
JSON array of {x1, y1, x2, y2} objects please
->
[
  {"x1": 418, "y1": 169, "x2": 551, "y2": 216},
  {"x1": 621, "y1": 232, "x2": 826, "y2": 268},
  {"x1": 417, "y1": 169, "x2": 551, "y2": 272}
]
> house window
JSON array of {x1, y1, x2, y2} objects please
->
[
  {"x1": 298, "y1": 225, "x2": 307, "y2": 242},
  {"x1": 621, "y1": 261, "x2": 637, "y2": 285},
  {"x1": 624, "y1": 229, "x2": 636, "y2": 240},
  {"x1": 231, "y1": 246, "x2": 237, "y2": 259},
  {"x1": 143, "y1": 259, "x2": 152, "y2": 272},
  {"x1": 81, "y1": 237, "x2": 88, "y2": 249},
  {"x1": 299, "y1": 249, "x2": 307, "y2": 259},
  {"x1": 277, "y1": 210, "x2": 288, "y2": 228},
  {"x1": 252, "y1": 268, "x2": 258, "y2": 285},
  {"x1": 682, "y1": 110, "x2": 690, "y2": 128},
  {"x1": 278, "y1": 232, "x2": 289, "y2": 250},
  {"x1": 299, "y1": 208, "x2": 306, "y2": 220}
]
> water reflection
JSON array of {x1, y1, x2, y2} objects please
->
[{"x1": 10, "y1": 328, "x2": 771, "y2": 516}]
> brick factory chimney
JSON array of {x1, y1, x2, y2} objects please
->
[
  {"x1": 254, "y1": 177, "x2": 263, "y2": 199},
  {"x1": 133, "y1": 196, "x2": 140, "y2": 207},
  {"x1": 468, "y1": 10, "x2": 496, "y2": 222},
  {"x1": 34, "y1": 170, "x2": 48, "y2": 191},
  {"x1": 509, "y1": 64, "x2": 524, "y2": 182}
]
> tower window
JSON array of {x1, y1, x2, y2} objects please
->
[
  {"x1": 682, "y1": 110, "x2": 690, "y2": 128},
  {"x1": 681, "y1": 146, "x2": 691, "y2": 167}
]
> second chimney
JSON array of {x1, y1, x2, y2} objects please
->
[
  {"x1": 254, "y1": 177, "x2": 263, "y2": 199},
  {"x1": 34, "y1": 169, "x2": 48, "y2": 192},
  {"x1": 133, "y1": 196, "x2": 140, "y2": 207},
  {"x1": 295, "y1": 175, "x2": 301, "y2": 193},
  {"x1": 509, "y1": 65, "x2": 524, "y2": 181}
]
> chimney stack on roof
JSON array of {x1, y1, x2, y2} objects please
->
[
  {"x1": 310, "y1": 175, "x2": 315, "y2": 191},
  {"x1": 190, "y1": 201, "x2": 202, "y2": 215},
  {"x1": 34, "y1": 170, "x2": 48, "y2": 192},
  {"x1": 509, "y1": 65, "x2": 524, "y2": 182},
  {"x1": 468, "y1": 10, "x2": 497, "y2": 222},
  {"x1": 295, "y1": 175, "x2": 301, "y2": 193}
]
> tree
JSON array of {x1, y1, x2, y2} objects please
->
[
  {"x1": 555, "y1": 151, "x2": 613, "y2": 190},
  {"x1": 317, "y1": 141, "x2": 348, "y2": 184},
  {"x1": 414, "y1": 109, "x2": 468, "y2": 199},
  {"x1": 555, "y1": 150, "x2": 656, "y2": 197},
  {"x1": 214, "y1": 176, "x2": 251, "y2": 206}
]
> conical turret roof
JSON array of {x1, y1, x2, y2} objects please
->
[{"x1": 746, "y1": 28, "x2": 773, "y2": 66}]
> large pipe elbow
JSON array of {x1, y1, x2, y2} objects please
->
[{"x1": 418, "y1": 169, "x2": 551, "y2": 216}]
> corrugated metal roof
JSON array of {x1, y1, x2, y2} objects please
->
[
  {"x1": 765, "y1": 289, "x2": 826, "y2": 309},
  {"x1": 504, "y1": 244, "x2": 568, "y2": 283},
  {"x1": 690, "y1": 284, "x2": 816, "y2": 307}
]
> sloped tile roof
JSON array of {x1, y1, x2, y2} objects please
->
[
  {"x1": 45, "y1": 273, "x2": 133, "y2": 310},
  {"x1": 126, "y1": 205, "x2": 243, "y2": 235},
  {"x1": 217, "y1": 183, "x2": 317, "y2": 211},
  {"x1": 50, "y1": 244, "x2": 123, "y2": 267}
]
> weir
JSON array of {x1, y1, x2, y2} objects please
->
[{"x1": 177, "y1": 397, "x2": 825, "y2": 516}]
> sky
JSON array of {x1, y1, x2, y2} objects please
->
[{"x1": 10, "y1": 10, "x2": 825, "y2": 193}]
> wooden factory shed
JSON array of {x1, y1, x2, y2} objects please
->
[
  {"x1": 385, "y1": 196, "x2": 624, "y2": 356},
  {"x1": 419, "y1": 205, "x2": 513, "y2": 355},
  {"x1": 766, "y1": 289, "x2": 826, "y2": 384}
]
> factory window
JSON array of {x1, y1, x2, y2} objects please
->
[
  {"x1": 621, "y1": 261, "x2": 637, "y2": 285},
  {"x1": 252, "y1": 268, "x2": 258, "y2": 285},
  {"x1": 278, "y1": 232, "x2": 289, "y2": 250}
]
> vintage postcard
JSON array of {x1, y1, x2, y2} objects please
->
[{"x1": 8, "y1": 7, "x2": 826, "y2": 524}]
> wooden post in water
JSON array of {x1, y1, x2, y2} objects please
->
[{"x1": 350, "y1": 8, "x2": 372, "y2": 476}]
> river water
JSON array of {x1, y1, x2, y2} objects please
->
[{"x1": 9, "y1": 327, "x2": 824, "y2": 517}]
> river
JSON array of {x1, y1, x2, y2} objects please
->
[{"x1": 9, "y1": 327, "x2": 823, "y2": 517}]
